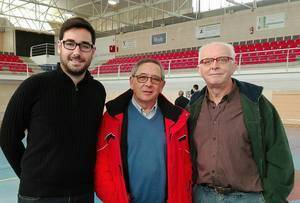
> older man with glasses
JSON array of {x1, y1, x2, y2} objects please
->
[
  {"x1": 188, "y1": 42, "x2": 294, "y2": 203},
  {"x1": 94, "y1": 58, "x2": 192, "y2": 203},
  {"x1": 0, "y1": 17, "x2": 106, "y2": 203}
]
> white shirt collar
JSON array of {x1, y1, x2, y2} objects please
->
[{"x1": 131, "y1": 97, "x2": 158, "y2": 119}]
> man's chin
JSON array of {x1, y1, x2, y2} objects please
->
[{"x1": 66, "y1": 66, "x2": 87, "y2": 76}]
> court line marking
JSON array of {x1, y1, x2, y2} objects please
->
[{"x1": 0, "y1": 177, "x2": 18, "y2": 182}]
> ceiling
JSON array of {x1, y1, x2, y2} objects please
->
[{"x1": 0, "y1": 0, "x2": 297, "y2": 37}]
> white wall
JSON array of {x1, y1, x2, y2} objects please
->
[
  {"x1": 30, "y1": 55, "x2": 59, "y2": 65},
  {"x1": 95, "y1": 35, "x2": 117, "y2": 63}
]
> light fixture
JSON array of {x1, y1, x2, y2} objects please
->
[
  {"x1": 226, "y1": 0, "x2": 253, "y2": 9},
  {"x1": 108, "y1": 0, "x2": 119, "y2": 6},
  {"x1": 64, "y1": 11, "x2": 75, "y2": 19}
]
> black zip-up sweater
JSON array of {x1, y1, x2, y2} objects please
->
[{"x1": 0, "y1": 63, "x2": 106, "y2": 197}]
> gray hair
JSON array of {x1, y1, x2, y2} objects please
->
[
  {"x1": 199, "y1": 42, "x2": 236, "y2": 61},
  {"x1": 131, "y1": 58, "x2": 165, "y2": 80}
]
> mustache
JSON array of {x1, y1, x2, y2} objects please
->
[{"x1": 68, "y1": 56, "x2": 85, "y2": 62}]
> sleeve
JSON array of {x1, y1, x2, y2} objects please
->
[
  {"x1": 94, "y1": 113, "x2": 117, "y2": 203},
  {"x1": 0, "y1": 78, "x2": 36, "y2": 177},
  {"x1": 260, "y1": 96, "x2": 294, "y2": 203}
]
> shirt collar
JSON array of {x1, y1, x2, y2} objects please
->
[
  {"x1": 205, "y1": 79, "x2": 237, "y2": 103},
  {"x1": 131, "y1": 97, "x2": 158, "y2": 119}
]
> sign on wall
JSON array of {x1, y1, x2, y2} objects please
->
[
  {"x1": 151, "y1": 33, "x2": 167, "y2": 45},
  {"x1": 257, "y1": 13, "x2": 285, "y2": 31},
  {"x1": 121, "y1": 39, "x2": 137, "y2": 49},
  {"x1": 196, "y1": 24, "x2": 221, "y2": 40}
]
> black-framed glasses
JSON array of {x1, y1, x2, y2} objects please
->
[
  {"x1": 60, "y1": 40, "x2": 94, "y2": 52},
  {"x1": 199, "y1": 56, "x2": 233, "y2": 65},
  {"x1": 133, "y1": 74, "x2": 162, "y2": 85}
]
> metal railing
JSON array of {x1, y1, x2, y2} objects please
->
[
  {"x1": 30, "y1": 43, "x2": 55, "y2": 57},
  {"x1": 1, "y1": 47, "x2": 300, "y2": 78},
  {"x1": 90, "y1": 47, "x2": 300, "y2": 78}
]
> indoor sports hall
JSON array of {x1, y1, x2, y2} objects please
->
[{"x1": 0, "y1": 0, "x2": 300, "y2": 202}]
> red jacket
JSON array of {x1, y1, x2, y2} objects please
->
[{"x1": 95, "y1": 90, "x2": 192, "y2": 203}]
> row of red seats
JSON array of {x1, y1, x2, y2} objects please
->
[
  {"x1": 234, "y1": 39, "x2": 300, "y2": 53},
  {"x1": 0, "y1": 54, "x2": 33, "y2": 73},
  {"x1": 106, "y1": 50, "x2": 198, "y2": 65},
  {"x1": 0, "y1": 62, "x2": 33, "y2": 72},
  {"x1": 91, "y1": 57, "x2": 199, "y2": 74},
  {"x1": 0, "y1": 54, "x2": 23, "y2": 63},
  {"x1": 91, "y1": 48, "x2": 300, "y2": 75}
]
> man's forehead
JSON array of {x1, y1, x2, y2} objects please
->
[
  {"x1": 201, "y1": 44, "x2": 231, "y2": 57},
  {"x1": 63, "y1": 28, "x2": 92, "y2": 41},
  {"x1": 136, "y1": 63, "x2": 161, "y2": 74}
]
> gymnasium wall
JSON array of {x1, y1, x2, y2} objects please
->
[{"x1": 115, "y1": 1, "x2": 300, "y2": 56}]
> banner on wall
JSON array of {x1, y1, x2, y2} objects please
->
[
  {"x1": 122, "y1": 39, "x2": 136, "y2": 49},
  {"x1": 151, "y1": 33, "x2": 167, "y2": 45},
  {"x1": 257, "y1": 13, "x2": 285, "y2": 31},
  {"x1": 196, "y1": 24, "x2": 220, "y2": 40}
]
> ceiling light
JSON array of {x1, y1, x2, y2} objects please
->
[
  {"x1": 108, "y1": 0, "x2": 119, "y2": 5},
  {"x1": 64, "y1": 12, "x2": 75, "y2": 19}
]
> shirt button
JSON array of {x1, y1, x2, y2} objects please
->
[{"x1": 213, "y1": 137, "x2": 216, "y2": 141}]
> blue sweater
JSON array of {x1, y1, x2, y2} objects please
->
[{"x1": 127, "y1": 102, "x2": 166, "y2": 203}]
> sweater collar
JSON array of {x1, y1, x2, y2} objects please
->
[
  {"x1": 56, "y1": 63, "x2": 93, "y2": 85},
  {"x1": 106, "y1": 89, "x2": 182, "y2": 122}
]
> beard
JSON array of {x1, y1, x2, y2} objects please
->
[{"x1": 60, "y1": 55, "x2": 91, "y2": 76}]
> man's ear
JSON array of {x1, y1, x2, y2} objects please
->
[
  {"x1": 129, "y1": 76, "x2": 133, "y2": 90},
  {"x1": 57, "y1": 41, "x2": 61, "y2": 54},
  {"x1": 91, "y1": 47, "x2": 96, "y2": 58}
]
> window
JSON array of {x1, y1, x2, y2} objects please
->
[{"x1": 192, "y1": 0, "x2": 263, "y2": 13}]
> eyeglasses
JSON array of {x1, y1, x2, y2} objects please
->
[
  {"x1": 60, "y1": 40, "x2": 94, "y2": 52},
  {"x1": 199, "y1": 56, "x2": 233, "y2": 65},
  {"x1": 133, "y1": 74, "x2": 163, "y2": 85}
]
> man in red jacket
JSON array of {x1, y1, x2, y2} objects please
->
[{"x1": 95, "y1": 58, "x2": 192, "y2": 203}]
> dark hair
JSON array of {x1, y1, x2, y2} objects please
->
[
  {"x1": 193, "y1": 84, "x2": 199, "y2": 90},
  {"x1": 131, "y1": 58, "x2": 165, "y2": 80},
  {"x1": 59, "y1": 17, "x2": 96, "y2": 44}
]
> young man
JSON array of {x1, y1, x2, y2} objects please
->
[
  {"x1": 0, "y1": 17, "x2": 106, "y2": 203},
  {"x1": 188, "y1": 42, "x2": 294, "y2": 203},
  {"x1": 95, "y1": 58, "x2": 192, "y2": 203}
]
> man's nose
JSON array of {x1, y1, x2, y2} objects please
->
[
  {"x1": 145, "y1": 77, "x2": 153, "y2": 86},
  {"x1": 73, "y1": 45, "x2": 81, "y2": 54},
  {"x1": 210, "y1": 60, "x2": 218, "y2": 69}
]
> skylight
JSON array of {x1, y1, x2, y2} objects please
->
[
  {"x1": 0, "y1": 0, "x2": 65, "y2": 33},
  {"x1": 192, "y1": 0, "x2": 263, "y2": 13}
]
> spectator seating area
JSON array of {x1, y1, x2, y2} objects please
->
[
  {"x1": 0, "y1": 54, "x2": 32, "y2": 73},
  {"x1": 235, "y1": 39, "x2": 300, "y2": 65},
  {"x1": 91, "y1": 38, "x2": 300, "y2": 75},
  {"x1": 90, "y1": 50, "x2": 198, "y2": 75},
  {"x1": 1, "y1": 38, "x2": 300, "y2": 75}
]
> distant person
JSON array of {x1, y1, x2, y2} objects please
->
[
  {"x1": 0, "y1": 17, "x2": 106, "y2": 203},
  {"x1": 190, "y1": 89, "x2": 195, "y2": 98},
  {"x1": 95, "y1": 58, "x2": 192, "y2": 203},
  {"x1": 188, "y1": 42, "x2": 294, "y2": 203},
  {"x1": 189, "y1": 84, "x2": 201, "y2": 105},
  {"x1": 193, "y1": 84, "x2": 199, "y2": 92},
  {"x1": 175, "y1": 90, "x2": 189, "y2": 108}
]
